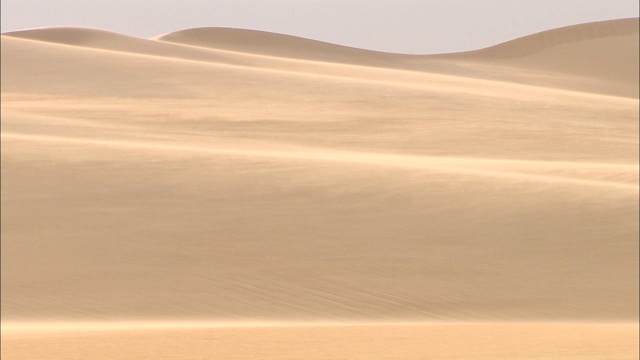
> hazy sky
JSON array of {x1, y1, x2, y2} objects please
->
[{"x1": 2, "y1": 0, "x2": 638, "y2": 54}]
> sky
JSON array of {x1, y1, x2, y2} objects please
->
[{"x1": 1, "y1": 0, "x2": 638, "y2": 54}]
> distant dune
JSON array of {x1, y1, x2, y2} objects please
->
[
  {"x1": 156, "y1": 27, "x2": 401, "y2": 63},
  {"x1": 5, "y1": 17, "x2": 638, "y2": 97},
  {"x1": 437, "y1": 17, "x2": 639, "y2": 97},
  {"x1": 1, "y1": 18, "x2": 638, "y2": 359}
]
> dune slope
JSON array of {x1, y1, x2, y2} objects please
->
[
  {"x1": 155, "y1": 18, "x2": 639, "y2": 97},
  {"x1": 1, "y1": 19, "x2": 638, "y2": 325},
  {"x1": 155, "y1": 27, "x2": 403, "y2": 67},
  {"x1": 436, "y1": 17, "x2": 639, "y2": 98}
]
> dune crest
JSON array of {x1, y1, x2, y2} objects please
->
[
  {"x1": 3, "y1": 27, "x2": 144, "y2": 47},
  {"x1": 451, "y1": 17, "x2": 639, "y2": 58},
  {"x1": 156, "y1": 17, "x2": 640, "y2": 97},
  {"x1": 437, "y1": 18, "x2": 639, "y2": 97},
  {"x1": 155, "y1": 27, "x2": 400, "y2": 61},
  {"x1": 3, "y1": 18, "x2": 638, "y2": 97}
]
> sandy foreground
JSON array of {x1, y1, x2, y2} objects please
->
[
  {"x1": 2, "y1": 322, "x2": 638, "y2": 360},
  {"x1": 1, "y1": 18, "x2": 639, "y2": 358}
]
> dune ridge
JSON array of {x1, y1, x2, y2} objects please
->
[
  {"x1": 4, "y1": 18, "x2": 638, "y2": 97},
  {"x1": 449, "y1": 17, "x2": 639, "y2": 58}
]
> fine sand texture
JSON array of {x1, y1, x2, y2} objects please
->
[
  {"x1": 2, "y1": 323, "x2": 638, "y2": 360},
  {"x1": 1, "y1": 17, "x2": 639, "y2": 359}
]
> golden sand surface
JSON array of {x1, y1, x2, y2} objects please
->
[
  {"x1": 1, "y1": 18, "x2": 638, "y2": 359},
  {"x1": 2, "y1": 323, "x2": 638, "y2": 360}
]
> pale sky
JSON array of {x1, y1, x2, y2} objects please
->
[{"x1": 1, "y1": 0, "x2": 638, "y2": 54}]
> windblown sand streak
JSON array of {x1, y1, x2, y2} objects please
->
[{"x1": 3, "y1": 132, "x2": 638, "y2": 190}]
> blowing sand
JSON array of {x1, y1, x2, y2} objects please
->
[{"x1": 1, "y1": 18, "x2": 638, "y2": 359}]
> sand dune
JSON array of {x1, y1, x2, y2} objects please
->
[
  {"x1": 155, "y1": 27, "x2": 403, "y2": 65},
  {"x1": 6, "y1": 18, "x2": 638, "y2": 97},
  {"x1": 437, "y1": 18, "x2": 639, "y2": 98},
  {"x1": 1, "y1": 18, "x2": 638, "y2": 359},
  {"x1": 155, "y1": 18, "x2": 640, "y2": 97}
]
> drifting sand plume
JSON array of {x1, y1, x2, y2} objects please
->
[{"x1": 1, "y1": 18, "x2": 638, "y2": 359}]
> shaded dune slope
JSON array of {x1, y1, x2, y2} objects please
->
[
  {"x1": 436, "y1": 18, "x2": 639, "y2": 97},
  {"x1": 453, "y1": 17, "x2": 639, "y2": 58},
  {"x1": 155, "y1": 27, "x2": 404, "y2": 67}
]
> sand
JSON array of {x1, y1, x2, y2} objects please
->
[
  {"x1": 1, "y1": 18, "x2": 638, "y2": 359},
  {"x1": 3, "y1": 322, "x2": 638, "y2": 360}
]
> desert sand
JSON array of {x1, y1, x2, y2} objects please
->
[{"x1": 1, "y1": 18, "x2": 638, "y2": 359}]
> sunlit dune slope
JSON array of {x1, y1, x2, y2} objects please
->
[{"x1": 1, "y1": 18, "x2": 638, "y2": 322}]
